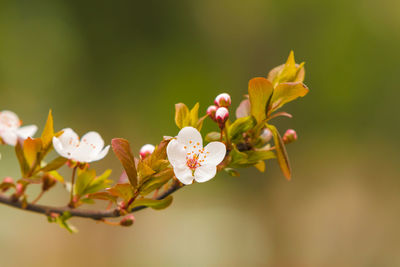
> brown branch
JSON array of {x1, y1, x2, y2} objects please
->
[{"x1": 0, "y1": 182, "x2": 181, "y2": 220}]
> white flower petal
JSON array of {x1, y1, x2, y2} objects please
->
[
  {"x1": 203, "y1": 142, "x2": 226, "y2": 166},
  {"x1": 52, "y1": 128, "x2": 80, "y2": 159},
  {"x1": 72, "y1": 142, "x2": 93, "y2": 162},
  {"x1": 1, "y1": 130, "x2": 18, "y2": 146},
  {"x1": 166, "y1": 139, "x2": 187, "y2": 167},
  {"x1": 80, "y1": 131, "x2": 105, "y2": 155},
  {"x1": 92, "y1": 145, "x2": 110, "y2": 162},
  {"x1": 177, "y1": 126, "x2": 202, "y2": 148},
  {"x1": 0, "y1": 110, "x2": 21, "y2": 129},
  {"x1": 194, "y1": 164, "x2": 217, "y2": 183},
  {"x1": 173, "y1": 164, "x2": 194, "y2": 185},
  {"x1": 52, "y1": 136, "x2": 71, "y2": 159},
  {"x1": 16, "y1": 125, "x2": 38, "y2": 139},
  {"x1": 57, "y1": 128, "x2": 80, "y2": 152}
]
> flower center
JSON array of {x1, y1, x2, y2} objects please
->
[{"x1": 186, "y1": 154, "x2": 200, "y2": 170}]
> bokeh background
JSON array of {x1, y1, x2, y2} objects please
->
[{"x1": 0, "y1": 0, "x2": 399, "y2": 266}]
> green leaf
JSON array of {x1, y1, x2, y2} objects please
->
[
  {"x1": 205, "y1": 132, "x2": 221, "y2": 142},
  {"x1": 130, "y1": 195, "x2": 173, "y2": 210},
  {"x1": 229, "y1": 146, "x2": 249, "y2": 166},
  {"x1": 246, "y1": 150, "x2": 275, "y2": 163},
  {"x1": 83, "y1": 169, "x2": 113, "y2": 195},
  {"x1": 139, "y1": 168, "x2": 173, "y2": 196},
  {"x1": 248, "y1": 77, "x2": 274, "y2": 123},
  {"x1": 146, "y1": 140, "x2": 169, "y2": 171},
  {"x1": 269, "y1": 82, "x2": 309, "y2": 112},
  {"x1": 268, "y1": 50, "x2": 305, "y2": 87},
  {"x1": 87, "y1": 191, "x2": 118, "y2": 203},
  {"x1": 195, "y1": 115, "x2": 207, "y2": 131},
  {"x1": 47, "y1": 170, "x2": 64, "y2": 183},
  {"x1": 40, "y1": 110, "x2": 54, "y2": 155},
  {"x1": 75, "y1": 169, "x2": 96, "y2": 197},
  {"x1": 48, "y1": 212, "x2": 78, "y2": 234},
  {"x1": 267, "y1": 124, "x2": 291, "y2": 180},
  {"x1": 224, "y1": 168, "x2": 240, "y2": 176},
  {"x1": 189, "y1": 102, "x2": 199, "y2": 126},
  {"x1": 112, "y1": 138, "x2": 138, "y2": 188},
  {"x1": 137, "y1": 160, "x2": 156, "y2": 182},
  {"x1": 254, "y1": 161, "x2": 265, "y2": 172},
  {"x1": 174, "y1": 103, "x2": 190, "y2": 129},
  {"x1": 228, "y1": 116, "x2": 257, "y2": 142},
  {"x1": 229, "y1": 146, "x2": 275, "y2": 168},
  {"x1": 40, "y1": 157, "x2": 67, "y2": 172},
  {"x1": 15, "y1": 141, "x2": 29, "y2": 176},
  {"x1": 23, "y1": 138, "x2": 43, "y2": 176},
  {"x1": 108, "y1": 183, "x2": 135, "y2": 202}
]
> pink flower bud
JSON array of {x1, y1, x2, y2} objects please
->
[
  {"x1": 260, "y1": 128, "x2": 272, "y2": 143},
  {"x1": 3, "y1": 177, "x2": 13, "y2": 184},
  {"x1": 139, "y1": 144, "x2": 155, "y2": 159},
  {"x1": 214, "y1": 93, "x2": 231, "y2": 107},
  {"x1": 206, "y1": 105, "x2": 218, "y2": 121},
  {"x1": 15, "y1": 183, "x2": 24, "y2": 196},
  {"x1": 1, "y1": 177, "x2": 14, "y2": 192},
  {"x1": 283, "y1": 129, "x2": 298, "y2": 144},
  {"x1": 120, "y1": 214, "x2": 135, "y2": 227},
  {"x1": 215, "y1": 107, "x2": 229, "y2": 126}
]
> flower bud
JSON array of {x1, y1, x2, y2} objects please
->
[
  {"x1": 215, "y1": 107, "x2": 229, "y2": 127},
  {"x1": 283, "y1": 129, "x2": 297, "y2": 144},
  {"x1": 120, "y1": 214, "x2": 135, "y2": 227},
  {"x1": 3, "y1": 177, "x2": 13, "y2": 184},
  {"x1": 214, "y1": 93, "x2": 231, "y2": 107},
  {"x1": 139, "y1": 144, "x2": 155, "y2": 159},
  {"x1": 1, "y1": 177, "x2": 14, "y2": 192},
  {"x1": 16, "y1": 183, "x2": 24, "y2": 195},
  {"x1": 206, "y1": 105, "x2": 218, "y2": 121},
  {"x1": 42, "y1": 173, "x2": 57, "y2": 191},
  {"x1": 12, "y1": 182, "x2": 25, "y2": 200},
  {"x1": 260, "y1": 128, "x2": 272, "y2": 143}
]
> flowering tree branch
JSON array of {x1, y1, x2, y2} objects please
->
[
  {"x1": 0, "y1": 181, "x2": 181, "y2": 220},
  {"x1": 0, "y1": 50, "x2": 308, "y2": 232}
]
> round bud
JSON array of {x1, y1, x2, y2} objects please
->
[
  {"x1": 42, "y1": 173, "x2": 57, "y2": 191},
  {"x1": 1, "y1": 177, "x2": 14, "y2": 192},
  {"x1": 214, "y1": 93, "x2": 231, "y2": 107},
  {"x1": 3, "y1": 177, "x2": 13, "y2": 184},
  {"x1": 120, "y1": 214, "x2": 135, "y2": 227},
  {"x1": 215, "y1": 107, "x2": 229, "y2": 127},
  {"x1": 139, "y1": 144, "x2": 155, "y2": 159},
  {"x1": 283, "y1": 129, "x2": 298, "y2": 144},
  {"x1": 206, "y1": 105, "x2": 218, "y2": 121},
  {"x1": 260, "y1": 128, "x2": 272, "y2": 143},
  {"x1": 15, "y1": 182, "x2": 24, "y2": 196}
]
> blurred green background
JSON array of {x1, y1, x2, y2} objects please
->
[{"x1": 0, "y1": 0, "x2": 399, "y2": 266}]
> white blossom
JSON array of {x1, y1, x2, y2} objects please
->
[
  {"x1": 52, "y1": 128, "x2": 109, "y2": 163},
  {"x1": 0, "y1": 110, "x2": 37, "y2": 146},
  {"x1": 167, "y1": 127, "x2": 226, "y2": 185}
]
